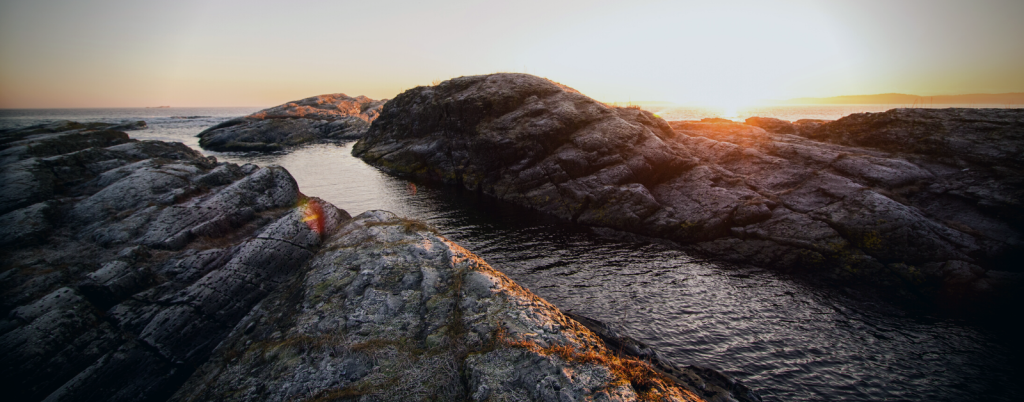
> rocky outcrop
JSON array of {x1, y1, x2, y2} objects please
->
[
  {"x1": 1, "y1": 122, "x2": 349, "y2": 401},
  {"x1": 197, "y1": 94, "x2": 387, "y2": 152},
  {"x1": 3, "y1": 122, "x2": 757, "y2": 401},
  {"x1": 173, "y1": 211, "x2": 758, "y2": 402},
  {"x1": 743, "y1": 117, "x2": 827, "y2": 137},
  {"x1": 0, "y1": 120, "x2": 146, "y2": 168},
  {"x1": 802, "y1": 108, "x2": 1024, "y2": 169},
  {"x1": 353, "y1": 73, "x2": 1023, "y2": 306}
]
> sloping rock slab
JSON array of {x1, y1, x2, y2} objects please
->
[
  {"x1": 197, "y1": 94, "x2": 387, "y2": 152},
  {"x1": 0, "y1": 122, "x2": 349, "y2": 402},
  {"x1": 173, "y1": 211, "x2": 759, "y2": 402},
  {"x1": 354, "y1": 73, "x2": 1022, "y2": 308}
]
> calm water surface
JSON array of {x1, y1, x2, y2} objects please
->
[{"x1": 2, "y1": 108, "x2": 1020, "y2": 401}]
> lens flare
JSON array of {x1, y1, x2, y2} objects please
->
[{"x1": 298, "y1": 198, "x2": 325, "y2": 235}]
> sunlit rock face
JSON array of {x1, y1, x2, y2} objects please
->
[
  {"x1": 172, "y1": 211, "x2": 758, "y2": 402},
  {"x1": 354, "y1": 73, "x2": 1022, "y2": 307},
  {"x1": 197, "y1": 94, "x2": 387, "y2": 152},
  {"x1": 0, "y1": 122, "x2": 349, "y2": 401}
]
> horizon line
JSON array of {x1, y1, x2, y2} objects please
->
[{"x1": 4, "y1": 92, "x2": 1024, "y2": 110}]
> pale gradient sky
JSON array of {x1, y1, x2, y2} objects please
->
[{"x1": 1, "y1": 0, "x2": 1022, "y2": 108}]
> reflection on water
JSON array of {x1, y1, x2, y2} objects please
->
[{"x1": 214, "y1": 143, "x2": 1019, "y2": 402}]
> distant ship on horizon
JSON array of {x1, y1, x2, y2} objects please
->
[{"x1": 146, "y1": 105, "x2": 171, "y2": 108}]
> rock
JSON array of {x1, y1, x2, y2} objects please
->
[
  {"x1": 355, "y1": 73, "x2": 690, "y2": 228},
  {"x1": 196, "y1": 94, "x2": 387, "y2": 152},
  {"x1": 793, "y1": 119, "x2": 830, "y2": 135},
  {"x1": 745, "y1": 116, "x2": 796, "y2": 134},
  {"x1": 806, "y1": 108, "x2": 1024, "y2": 168},
  {"x1": 107, "y1": 121, "x2": 148, "y2": 131},
  {"x1": 0, "y1": 201, "x2": 55, "y2": 246},
  {"x1": 354, "y1": 73, "x2": 1023, "y2": 306},
  {"x1": 744, "y1": 117, "x2": 830, "y2": 137},
  {"x1": 0, "y1": 122, "x2": 350, "y2": 401},
  {"x1": 171, "y1": 211, "x2": 758, "y2": 402}
]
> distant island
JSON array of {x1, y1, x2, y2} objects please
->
[
  {"x1": 145, "y1": 105, "x2": 170, "y2": 108},
  {"x1": 771, "y1": 92, "x2": 1024, "y2": 105}
]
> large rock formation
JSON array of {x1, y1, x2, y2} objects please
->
[
  {"x1": 353, "y1": 73, "x2": 1023, "y2": 307},
  {"x1": 197, "y1": 94, "x2": 387, "y2": 152},
  {"x1": 173, "y1": 211, "x2": 759, "y2": 402},
  {"x1": 2, "y1": 121, "x2": 757, "y2": 401}
]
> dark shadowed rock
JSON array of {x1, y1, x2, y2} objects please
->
[
  {"x1": 354, "y1": 73, "x2": 1023, "y2": 307},
  {"x1": 806, "y1": 108, "x2": 1024, "y2": 168},
  {"x1": 197, "y1": 94, "x2": 387, "y2": 152},
  {"x1": 354, "y1": 73, "x2": 689, "y2": 231},
  {"x1": 744, "y1": 117, "x2": 796, "y2": 134},
  {"x1": 1, "y1": 122, "x2": 350, "y2": 401},
  {"x1": 744, "y1": 117, "x2": 829, "y2": 137},
  {"x1": 793, "y1": 119, "x2": 830, "y2": 135}
]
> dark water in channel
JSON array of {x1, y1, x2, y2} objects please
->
[{"x1": 2, "y1": 108, "x2": 1020, "y2": 401}]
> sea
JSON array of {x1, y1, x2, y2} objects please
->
[{"x1": 2, "y1": 105, "x2": 1021, "y2": 401}]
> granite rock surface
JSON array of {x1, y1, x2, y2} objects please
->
[
  {"x1": 197, "y1": 94, "x2": 387, "y2": 152},
  {"x1": 353, "y1": 73, "x2": 1023, "y2": 307}
]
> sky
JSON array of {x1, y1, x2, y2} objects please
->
[{"x1": 1, "y1": 0, "x2": 1022, "y2": 108}]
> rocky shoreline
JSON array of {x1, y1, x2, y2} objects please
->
[
  {"x1": 354, "y1": 73, "x2": 1023, "y2": 308},
  {"x1": 1, "y1": 122, "x2": 757, "y2": 401},
  {"x1": 4, "y1": 73, "x2": 1022, "y2": 400},
  {"x1": 196, "y1": 94, "x2": 386, "y2": 152}
]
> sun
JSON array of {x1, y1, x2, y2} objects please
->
[
  {"x1": 694, "y1": 97, "x2": 750, "y2": 121},
  {"x1": 720, "y1": 103, "x2": 740, "y2": 119}
]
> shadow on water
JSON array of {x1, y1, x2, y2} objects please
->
[{"x1": 212, "y1": 142, "x2": 1022, "y2": 402}]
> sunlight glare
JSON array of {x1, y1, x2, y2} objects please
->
[{"x1": 721, "y1": 104, "x2": 739, "y2": 119}]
